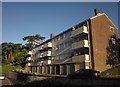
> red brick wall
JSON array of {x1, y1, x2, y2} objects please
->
[{"x1": 90, "y1": 14, "x2": 118, "y2": 72}]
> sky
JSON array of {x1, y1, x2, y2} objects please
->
[{"x1": 2, "y1": 2, "x2": 119, "y2": 44}]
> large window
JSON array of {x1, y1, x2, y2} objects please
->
[
  {"x1": 60, "y1": 43, "x2": 64, "y2": 49},
  {"x1": 59, "y1": 54, "x2": 65, "y2": 60},
  {"x1": 60, "y1": 34, "x2": 64, "y2": 40},
  {"x1": 54, "y1": 36, "x2": 59, "y2": 42},
  {"x1": 65, "y1": 41, "x2": 71, "y2": 47},
  {"x1": 54, "y1": 45, "x2": 59, "y2": 50},
  {"x1": 65, "y1": 31, "x2": 71, "y2": 38},
  {"x1": 73, "y1": 34, "x2": 88, "y2": 43},
  {"x1": 111, "y1": 38, "x2": 116, "y2": 44}
]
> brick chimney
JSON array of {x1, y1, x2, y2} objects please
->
[
  {"x1": 50, "y1": 34, "x2": 55, "y2": 39},
  {"x1": 94, "y1": 8, "x2": 101, "y2": 16}
]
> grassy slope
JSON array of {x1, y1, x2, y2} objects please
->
[
  {"x1": 101, "y1": 65, "x2": 120, "y2": 75},
  {"x1": 1, "y1": 64, "x2": 22, "y2": 74}
]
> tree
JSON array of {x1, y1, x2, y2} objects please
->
[
  {"x1": 2, "y1": 42, "x2": 27, "y2": 67},
  {"x1": 22, "y1": 34, "x2": 45, "y2": 50},
  {"x1": 106, "y1": 35, "x2": 119, "y2": 67},
  {"x1": 2, "y1": 42, "x2": 15, "y2": 63},
  {"x1": 13, "y1": 48, "x2": 27, "y2": 67}
]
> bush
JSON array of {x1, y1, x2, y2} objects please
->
[
  {"x1": 101, "y1": 65, "x2": 120, "y2": 75},
  {"x1": 2, "y1": 64, "x2": 22, "y2": 74}
]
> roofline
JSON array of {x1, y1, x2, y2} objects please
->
[
  {"x1": 32, "y1": 12, "x2": 118, "y2": 50},
  {"x1": 90, "y1": 13, "x2": 118, "y2": 29}
]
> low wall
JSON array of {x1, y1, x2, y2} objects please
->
[
  {"x1": 5, "y1": 71, "x2": 49, "y2": 84},
  {"x1": 5, "y1": 71, "x2": 120, "y2": 86}
]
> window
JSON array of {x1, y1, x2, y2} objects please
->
[
  {"x1": 65, "y1": 41, "x2": 71, "y2": 47},
  {"x1": 110, "y1": 26, "x2": 114, "y2": 32},
  {"x1": 59, "y1": 54, "x2": 65, "y2": 60},
  {"x1": 111, "y1": 38, "x2": 116, "y2": 44},
  {"x1": 60, "y1": 43, "x2": 64, "y2": 49},
  {"x1": 60, "y1": 34, "x2": 64, "y2": 39},
  {"x1": 65, "y1": 31, "x2": 71, "y2": 37},
  {"x1": 54, "y1": 37, "x2": 59, "y2": 42},
  {"x1": 54, "y1": 45, "x2": 59, "y2": 50}
]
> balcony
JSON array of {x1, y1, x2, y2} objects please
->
[
  {"x1": 43, "y1": 60, "x2": 51, "y2": 65},
  {"x1": 39, "y1": 42, "x2": 52, "y2": 50},
  {"x1": 27, "y1": 63, "x2": 31, "y2": 66},
  {"x1": 71, "y1": 26, "x2": 88, "y2": 37},
  {"x1": 26, "y1": 57, "x2": 32, "y2": 61},
  {"x1": 72, "y1": 40, "x2": 89, "y2": 50},
  {"x1": 72, "y1": 54, "x2": 90, "y2": 62},
  {"x1": 27, "y1": 51, "x2": 32, "y2": 55},
  {"x1": 43, "y1": 51, "x2": 52, "y2": 57},
  {"x1": 39, "y1": 51, "x2": 52, "y2": 58}
]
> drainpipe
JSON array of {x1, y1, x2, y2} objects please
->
[{"x1": 86, "y1": 20, "x2": 93, "y2": 69}]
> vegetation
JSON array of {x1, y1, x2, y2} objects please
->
[
  {"x1": 2, "y1": 64, "x2": 22, "y2": 74},
  {"x1": 1, "y1": 34, "x2": 45, "y2": 74},
  {"x1": 101, "y1": 65, "x2": 120, "y2": 75},
  {"x1": 2, "y1": 42, "x2": 27, "y2": 67},
  {"x1": 22, "y1": 34, "x2": 45, "y2": 50},
  {"x1": 106, "y1": 35, "x2": 119, "y2": 67}
]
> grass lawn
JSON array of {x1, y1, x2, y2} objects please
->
[
  {"x1": 1, "y1": 64, "x2": 22, "y2": 74},
  {"x1": 101, "y1": 65, "x2": 120, "y2": 76}
]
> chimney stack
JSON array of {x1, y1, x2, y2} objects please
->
[
  {"x1": 94, "y1": 8, "x2": 101, "y2": 16},
  {"x1": 50, "y1": 34, "x2": 55, "y2": 39}
]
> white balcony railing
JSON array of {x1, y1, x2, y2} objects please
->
[
  {"x1": 27, "y1": 51, "x2": 32, "y2": 55},
  {"x1": 43, "y1": 51, "x2": 52, "y2": 57},
  {"x1": 27, "y1": 63, "x2": 31, "y2": 66},
  {"x1": 41, "y1": 42, "x2": 52, "y2": 50},
  {"x1": 39, "y1": 51, "x2": 52, "y2": 58},
  {"x1": 72, "y1": 40, "x2": 89, "y2": 50},
  {"x1": 72, "y1": 54, "x2": 90, "y2": 62},
  {"x1": 26, "y1": 57, "x2": 32, "y2": 61},
  {"x1": 35, "y1": 42, "x2": 52, "y2": 51},
  {"x1": 43, "y1": 60, "x2": 51, "y2": 65},
  {"x1": 71, "y1": 26, "x2": 88, "y2": 37}
]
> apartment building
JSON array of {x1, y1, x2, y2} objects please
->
[
  {"x1": 118, "y1": 38, "x2": 120, "y2": 61},
  {"x1": 26, "y1": 9, "x2": 118, "y2": 75}
]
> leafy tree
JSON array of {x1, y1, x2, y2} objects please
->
[
  {"x1": 22, "y1": 34, "x2": 45, "y2": 50},
  {"x1": 13, "y1": 49, "x2": 27, "y2": 67},
  {"x1": 2, "y1": 42, "x2": 28, "y2": 67},
  {"x1": 106, "y1": 35, "x2": 119, "y2": 67},
  {"x1": 2, "y1": 42, "x2": 15, "y2": 63}
]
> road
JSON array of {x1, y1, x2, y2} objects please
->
[{"x1": 1, "y1": 77, "x2": 13, "y2": 86}]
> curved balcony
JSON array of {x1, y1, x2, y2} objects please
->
[
  {"x1": 39, "y1": 42, "x2": 52, "y2": 51},
  {"x1": 27, "y1": 51, "x2": 32, "y2": 55},
  {"x1": 26, "y1": 57, "x2": 32, "y2": 61},
  {"x1": 72, "y1": 40, "x2": 89, "y2": 50},
  {"x1": 71, "y1": 26, "x2": 88, "y2": 37},
  {"x1": 39, "y1": 51, "x2": 52, "y2": 58},
  {"x1": 72, "y1": 54, "x2": 90, "y2": 63},
  {"x1": 43, "y1": 60, "x2": 52, "y2": 65}
]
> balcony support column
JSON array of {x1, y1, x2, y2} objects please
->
[
  {"x1": 54, "y1": 65, "x2": 57, "y2": 75},
  {"x1": 67, "y1": 64, "x2": 70, "y2": 75},
  {"x1": 42, "y1": 66, "x2": 44, "y2": 74},
  {"x1": 60, "y1": 65, "x2": 63, "y2": 75},
  {"x1": 37, "y1": 66, "x2": 39, "y2": 73},
  {"x1": 50, "y1": 66, "x2": 52, "y2": 74},
  {"x1": 75, "y1": 64, "x2": 80, "y2": 72}
]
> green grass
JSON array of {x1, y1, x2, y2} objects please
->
[
  {"x1": 101, "y1": 65, "x2": 120, "y2": 76},
  {"x1": 1, "y1": 64, "x2": 22, "y2": 74}
]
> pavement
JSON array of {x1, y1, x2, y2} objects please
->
[{"x1": 1, "y1": 77, "x2": 13, "y2": 86}]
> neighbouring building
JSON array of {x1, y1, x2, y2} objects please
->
[{"x1": 25, "y1": 8, "x2": 118, "y2": 76}]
